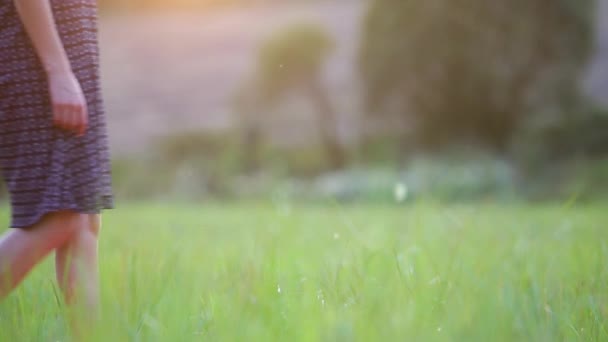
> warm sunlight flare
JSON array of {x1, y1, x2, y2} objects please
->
[{"x1": 1, "y1": 0, "x2": 607, "y2": 340}]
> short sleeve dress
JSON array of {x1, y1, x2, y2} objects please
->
[{"x1": 0, "y1": 0, "x2": 114, "y2": 229}]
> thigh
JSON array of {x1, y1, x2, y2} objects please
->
[
  {"x1": 0, "y1": 73, "x2": 56, "y2": 208},
  {"x1": 0, "y1": 67, "x2": 71, "y2": 228}
]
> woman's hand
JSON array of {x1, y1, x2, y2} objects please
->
[
  {"x1": 47, "y1": 71, "x2": 88, "y2": 136},
  {"x1": 12, "y1": 0, "x2": 88, "y2": 136}
]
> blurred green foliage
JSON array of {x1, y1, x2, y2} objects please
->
[
  {"x1": 360, "y1": 0, "x2": 596, "y2": 151},
  {"x1": 110, "y1": 130, "x2": 608, "y2": 203},
  {"x1": 97, "y1": 1, "x2": 608, "y2": 203},
  {"x1": 515, "y1": 106, "x2": 608, "y2": 165}
]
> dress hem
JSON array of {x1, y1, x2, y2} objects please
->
[{"x1": 11, "y1": 198, "x2": 114, "y2": 229}]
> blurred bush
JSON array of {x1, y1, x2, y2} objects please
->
[
  {"x1": 512, "y1": 105, "x2": 608, "y2": 197},
  {"x1": 111, "y1": 131, "x2": 242, "y2": 200},
  {"x1": 360, "y1": 0, "x2": 596, "y2": 153},
  {"x1": 515, "y1": 106, "x2": 608, "y2": 165},
  {"x1": 110, "y1": 130, "x2": 608, "y2": 203},
  {"x1": 110, "y1": 129, "x2": 351, "y2": 201}
]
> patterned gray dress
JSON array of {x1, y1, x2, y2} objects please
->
[{"x1": 0, "y1": 0, "x2": 113, "y2": 228}]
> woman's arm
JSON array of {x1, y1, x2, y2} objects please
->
[{"x1": 13, "y1": 0, "x2": 88, "y2": 135}]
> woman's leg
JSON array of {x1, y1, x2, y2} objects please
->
[
  {"x1": 55, "y1": 214, "x2": 101, "y2": 311},
  {"x1": 0, "y1": 211, "x2": 84, "y2": 299},
  {"x1": 55, "y1": 214, "x2": 101, "y2": 340}
]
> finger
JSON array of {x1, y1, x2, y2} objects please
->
[
  {"x1": 77, "y1": 104, "x2": 88, "y2": 136},
  {"x1": 65, "y1": 105, "x2": 79, "y2": 132},
  {"x1": 72, "y1": 105, "x2": 84, "y2": 134},
  {"x1": 52, "y1": 103, "x2": 64, "y2": 128},
  {"x1": 81, "y1": 103, "x2": 89, "y2": 135},
  {"x1": 55, "y1": 103, "x2": 71, "y2": 131}
]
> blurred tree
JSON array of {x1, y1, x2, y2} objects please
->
[
  {"x1": 236, "y1": 23, "x2": 346, "y2": 170},
  {"x1": 360, "y1": 0, "x2": 596, "y2": 153}
]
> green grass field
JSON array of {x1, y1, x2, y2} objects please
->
[{"x1": 0, "y1": 201, "x2": 607, "y2": 341}]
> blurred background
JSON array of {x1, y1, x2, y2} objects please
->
[{"x1": 96, "y1": 0, "x2": 607, "y2": 203}]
